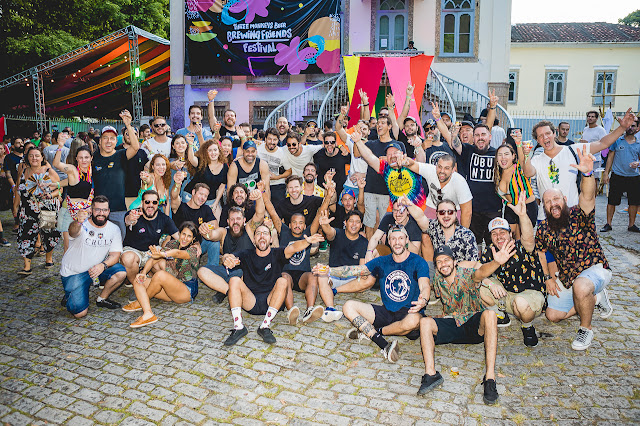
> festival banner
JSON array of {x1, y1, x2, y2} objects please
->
[
  {"x1": 185, "y1": 0, "x2": 341, "y2": 76},
  {"x1": 347, "y1": 57, "x2": 385, "y2": 127}
]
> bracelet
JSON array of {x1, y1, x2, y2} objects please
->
[
  {"x1": 582, "y1": 171, "x2": 593, "y2": 177},
  {"x1": 101, "y1": 261, "x2": 108, "y2": 269},
  {"x1": 434, "y1": 117, "x2": 441, "y2": 122},
  {"x1": 489, "y1": 106, "x2": 496, "y2": 110}
]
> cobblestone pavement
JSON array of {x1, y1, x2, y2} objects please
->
[{"x1": 1, "y1": 196, "x2": 639, "y2": 425}]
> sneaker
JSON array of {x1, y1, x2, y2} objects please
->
[
  {"x1": 417, "y1": 372, "x2": 444, "y2": 396},
  {"x1": 124, "y1": 281, "x2": 133, "y2": 288},
  {"x1": 346, "y1": 327, "x2": 370, "y2": 342},
  {"x1": 482, "y1": 376, "x2": 499, "y2": 405},
  {"x1": 318, "y1": 240, "x2": 328, "y2": 252},
  {"x1": 122, "y1": 301, "x2": 142, "y2": 312},
  {"x1": 322, "y1": 307, "x2": 343, "y2": 323},
  {"x1": 0, "y1": 238, "x2": 10, "y2": 247},
  {"x1": 628, "y1": 225, "x2": 640, "y2": 233},
  {"x1": 60, "y1": 294, "x2": 68, "y2": 308},
  {"x1": 595, "y1": 288, "x2": 613, "y2": 319},
  {"x1": 223, "y1": 326, "x2": 248, "y2": 346},
  {"x1": 256, "y1": 327, "x2": 276, "y2": 344},
  {"x1": 302, "y1": 306, "x2": 324, "y2": 323},
  {"x1": 212, "y1": 291, "x2": 227, "y2": 304},
  {"x1": 127, "y1": 290, "x2": 137, "y2": 304},
  {"x1": 571, "y1": 326, "x2": 594, "y2": 351},
  {"x1": 287, "y1": 306, "x2": 300, "y2": 325},
  {"x1": 600, "y1": 223, "x2": 612, "y2": 232},
  {"x1": 130, "y1": 314, "x2": 158, "y2": 328},
  {"x1": 381, "y1": 340, "x2": 400, "y2": 363},
  {"x1": 96, "y1": 298, "x2": 121, "y2": 309},
  {"x1": 428, "y1": 296, "x2": 440, "y2": 305},
  {"x1": 496, "y1": 311, "x2": 511, "y2": 328},
  {"x1": 521, "y1": 325, "x2": 538, "y2": 347}
]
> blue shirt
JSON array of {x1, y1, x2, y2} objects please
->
[
  {"x1": 366, "y1": 252, "x2": 429, "y2": 312},
  {"x1": 610, "y1": 137, "x2": 640, "y2": 177},
  {"x1": 175, "y1": 127, "x2": 213, "y2": 152}
]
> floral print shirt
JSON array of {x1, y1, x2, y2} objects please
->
[
  {"x1": 535, "y1": 206, "x2": 610, "y2": 287},
  {"x1": 426, "y1": 222, "x2": 479, "y2": 262},
  {"x1": 433, "y1": 266, "x2": 484, "y2": 326},
  {"x1": 164, "y1": 240, "x2": 200, "y2": 282},
  {"x1": 481, "y1": 240, "x2": 545, "y2": 294}
]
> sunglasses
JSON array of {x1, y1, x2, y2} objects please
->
[
  {"x1": 437, "y1": 209, "x2": 455, "y2": 216},
  {"x1": 153, "y1": 123, "x2": 166, "y2": 128},
  {"x1": 144, "y1": 200, "x2": 159, "y2": 205},
  {"x1": 324, "y1": 140, "x2": 336, "y2": 145},
  {"x1": 307, "y1": 124, "x2": 317, "y2": 128},
  {"x1": 287, "y1": 143, "x2": 298, "y2": 148}
]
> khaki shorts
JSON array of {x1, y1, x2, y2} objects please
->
[
  {"x1": 122, "y1": 246, "x2": 152, "y2": 267},
  {"x1": 480, "y1": 278, "x2": 545, "y2": 316},
  {"x1": 363, "y1": 193, "x2": 390, "y2": 228}
]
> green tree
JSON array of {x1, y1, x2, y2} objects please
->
[
  {"x1": 619, "y1": 9, "x2": 640, "y2": 27},
  {"x1": 0, "y1": 0, "x2": 169, "y2": 79}
]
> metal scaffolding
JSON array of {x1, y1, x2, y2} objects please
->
[
  {"x1": 31, "y1": 70, "x2": 46, "y2": 133},
  {"x1": 128, "y1": 27, "x2": 144, "y2": 126}
]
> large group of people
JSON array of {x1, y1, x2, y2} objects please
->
[{"x1": 1, "y1": 85, "x2": 637, "y2": 405}]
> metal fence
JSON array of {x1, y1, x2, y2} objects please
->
[
  {"x1": 510, "y1": 111, "x2": 626, "y2": 142},
  {"x1": 3, "y1": 115, "x2": 125, "y2": 137}
]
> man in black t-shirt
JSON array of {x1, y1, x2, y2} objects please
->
[
  {"x1": 93, "y1": 111, "x2": 140, "y2": 237},
  {"x1": 3, "y1": 137, "x2": 24, "y2": 230},
  {"x1": 276, "y1": 175, "x2": 323, "y2": 227},
  {"x1": 121, "y1": 190, "x2": 179, "y2": 287},
  {"x1": 313, "y1": 131, "x2": 350, "y2": 196},
  {"x1": 219, "y1": 183, "x2": 256, "y2": 226},
  {"x1": 221, "y1": 224, "x2": 324, "y2": 346},
  {"x1": 365, "y1": 200, "x2": 422, "y2": 261}
]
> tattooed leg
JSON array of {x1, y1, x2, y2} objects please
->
[{"x1": 352, "y1": 314, "x2": 388, "y2": 350}]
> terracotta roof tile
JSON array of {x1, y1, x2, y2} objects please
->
[{"x1": 511, "y1": 22, "x2": 640, "y2": 43}]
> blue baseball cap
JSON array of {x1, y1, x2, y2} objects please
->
[
  {"x1": 386, "y1": 142, "x2": 403, "y2": 152},
  {"x1": 242, "y1": 140, "x2": 257, "y2": 150},
  {"x1": 342, "y1": 188, "x2": 356, "y2": 199}
]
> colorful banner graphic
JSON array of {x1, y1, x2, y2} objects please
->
[
  {"x1": 346, "y1": 57, "x2": 385, "y2": 127},
  {"x1": 185, "y1": 0, "x2": 341, "y2": 76}
]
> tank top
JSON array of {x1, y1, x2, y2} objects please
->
[
  {"x1": 235, "y1": 158, "x2": 261, "y2": 190},
  {"x1": 67, "y1": 169, "x2": 93, "y2": 199},
  {"x1": 222, "y1": 228, "x2": 254, "y2": 254},
  {"x1": 185, "y1": 163, "x2": 228, "y2": 200}
]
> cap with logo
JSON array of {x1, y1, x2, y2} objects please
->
[
  {"x1": 242, "y1": 140, "x2": 257, "y2": 150},
  {"x1": 101, "y1": 125, "x2": 118, "y2": 136},
  {"x1": 488, "y1": 217, "x2": 510, "y2": 232},
  {"x1": 433, "y1": 245, "x2": 455, "y2": 260}
]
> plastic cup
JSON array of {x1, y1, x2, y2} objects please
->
[{"x1": 451, "y1": 367, "x2": 459, "y2": 377}]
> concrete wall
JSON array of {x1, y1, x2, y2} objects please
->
[{"x1": 510, "y1": 43, "x2": 640, "y2": 114}]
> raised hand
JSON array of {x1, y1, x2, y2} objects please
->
[
  {"x1": 120, "y1": 109, "x2": 133, "y2": 126},
  {"x1": 489, "y1": 88, "x2": 499, "y2": 108},
  {"x1": 512, "y1": 129, "x2": 522, "y2": 146},
  {"x1": 75, "y1": 209, "x2": 89, "y2": 223},
  {"x1": 491, "y1": 239, "x2": 516, "y2": 265},
  {"x1": 249, "y1": 188, "x2": 262, "y2": 201},
  {"x1": 406, "y1": 82, "x2": 415, "y2": 96},
  {"x1": 173, "y1": 170, "x2": 186, "y2": 184},
  {"x1": 304, "y1": 233, "x2": 325, "y2": 245},
  {"x1": 235, "y1": 125, "x2": 246, "y2": 139},
  {"x1": 340, "y1": 105, "x2": 348, "y2": 116},
  {"x1": 569, "y1": 144, "x2": 596, "y2": 174},
  {"x1": 506, "y1": 192, "x2": 527, "y2": 217},
  {"x1": 357, "y1": 176, "x2": 366, "y2": 190},
  {"x1": 207, "y1": 89, "x2": 218, "y2": 101},
  {"x1": 213, "y1": 122, "x2": 222, "y2": 133},
  {"x1": 616, "y1": 108, "x2": 636, "y2": 129},
  {"x1": 324, "y1": 169, "x2": 336, "y2": 183},
  {"x1": 386, "y1": 93, "x2": 395, "y2": 108},
  {"x1": 359, "y1": 89, "x2": 369, "y2": 106},
  {"x1": 194, "y1": 122, "x2": 203, "y2": 135},
  {"x1": 185, "y1": 133, "x2": 195, "y2": 144},
  {"x1": 256, "y1": 180, "x2": 265, "y2": 193},
  {"x1": 318, "y1": 210, "x2": 334, "y2": 227},
  {"x1": 430, "y1": 101, "x2": 441, "y2": 119},
  {"x1": 351, "y1": 129, "x2": 362, "y2": 142}
]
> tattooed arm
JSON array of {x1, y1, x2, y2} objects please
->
[{"x1": 329, "y1": 265, "x2": 371, "y2": 279}]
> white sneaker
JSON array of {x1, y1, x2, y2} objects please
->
[
  {"x1": 287, "y1": 306, "x2": 300, "y2": 325},
  {"x1": 381, "y1": 340, "x2": 400, "y2": 363},
  {"x1": 321, "y1": 307, "x2": 343, "y2": 323},
  {"x1": 571, "y1": 326, "x2": 594, "y2": 351},
  {"x1": 346, "y1": 327, "x2": 370, "y2": 342},
  {"x1": 595, "y1": 288, "x2": 613, "y2": 319},
  {"x1": 302, "y1": 306, "x2": 324, "y2": 323}
]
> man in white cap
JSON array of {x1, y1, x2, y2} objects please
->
[{"x1": 93, "y1": 110, "x2": 140, "y2": 236}]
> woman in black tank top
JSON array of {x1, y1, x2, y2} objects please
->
[
  {"x1": 184, "y1": 139, "x2": 228, "y2": 219},
  {"x1": 53, "y1": 142, "x2": 94, "y2": 253}
]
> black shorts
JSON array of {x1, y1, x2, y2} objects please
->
[
  {"x1": 470, "y1": 211, "x2": 502, "y2": 246},
  {"x1": 504, "y1": 200, "x2": 538, "y2": 228},
  {"x1": 608, "y1": 173, "x2": 640, "y2": 206},
  {"x1": 283, "y1": 270, "x2": 307, "y2": 292},
  {"x1": 246, "y1": 291, "x2": 272, "y2": 316},
  {"x1": 372, "y1": 304, "x2": 420, "y2": 340},
  {"x1": 433, "y1": 311, "x2": 484, "y2": 345}
]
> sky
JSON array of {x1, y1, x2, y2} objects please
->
[{"x1": 512, "y1": 0, "x2": 638, "y2": 24}]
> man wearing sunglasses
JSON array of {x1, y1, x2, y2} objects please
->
[
  {"x1": 313, "y1": 132, "x2": 350, "y2": 197},
  {"x1": 121, "y1": 190, "x2": 180, "y2": 288},
  {"x1": 282, "y1": 132, "x2": 323, "y2": 178},
  {"x1": 365, "y1": 199, "x2": 422, "y2": 262},
  {"x1": 146, "y1": 116, "x2": 171, "y2": 158},
  {"x1": 302, "y1": 120, "x2": 322, "y2": 146}
]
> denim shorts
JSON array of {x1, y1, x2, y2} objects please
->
[
  {"x1": 61, "y1": 264, "x2": 126, "y2": 315},
  {"x1": 183, "y1": 278, "x2": 199, "y2": 301},
  {"x1": 547, "y1": 264, "x2": 612, "y2": 313}
]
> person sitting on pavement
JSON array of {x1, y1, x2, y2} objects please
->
[
  {"x1": 330, "y1": 177, "x2": 365, "y2": 228},
  {"x1": 219, "y1": 183, "x2": 256, "y2": 226},
  {"x1": 478, "y1": 195, "x2": 546, "y2": 347},
  {"x1": 121, "y1": 190, "x2": 179, "y2": 288},
  {"x1": 335, "y1": 225, "x2": 431, "y2": 363},
  {"x1": 262, "y1": 184, "x2": 333, "y2": 325},
  {"x1": 221, "y1": 224, "x2": 324, "y2": 346},
  {"x1": 60, "y1": 196, "x2": 127, "y2": 317},
  {"x1": 122, "y1": 222, "x2": 202, "y2": 328},
  {"x1": 417, "y1": 245, "x2": 504, "y2": 405},
  {"x1": 365, "y1": 198, "x2": 422, "y2": 261},
  {"x1": 197, "y1": 184, "x2": 265, "y2": 304},
  {"x1": 316, "y1": 209, "x2": 369, "y2": 322},
  {"x1": 535, "y1": 145, "x2": 614, "y2": 351}
]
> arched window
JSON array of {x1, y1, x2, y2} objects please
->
[
  {"x1": 440, "y1": 0, "x2": 474, "y2": 57},
  {"x1": 377, "y1": 0, "x2": 408, "y2": 50}
]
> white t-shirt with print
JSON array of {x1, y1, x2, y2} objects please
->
[
  {"x1": 417, "y1": 162, "x2": 473, "y2": 209},
  {"x1": 257, "y1": 144, "x2": 291, "y2": 186},
  {"x1": 344, "y1": 134, "x2": 368, "y2": 188},
  {"x1": 60, "y1": 221, "x2": 123, "y2": 277},
  {"x1": 146, "y1": 137, "x2": 172, "y2": 159}
]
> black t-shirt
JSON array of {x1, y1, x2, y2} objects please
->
[
  {"x1": 173, "y1": 202, "x2": 215, "y2": 228},
  {"x1": 332, "y1": 205, "x2": 348, "y2": 227},
  {"x1": 424, "y1": 143, "x2": 454, "y2": 166},
  {"x1": 123, "y1": 149, "x2": 148, "y2": 198},
  {"x1": 276, "y1": 195, "x2": 322, "y2": 227},
  {"x1": 377, "y1": 213, "x2": 422, "y2": 245},
  {"x1": 397, "y1": 132, "x2": 415, "y2": 159},
  {"x1": 455, "y1": 144, "x2": 502, "y2": 212},
  {"x1": 306, "y1": 138, "x2": 322, "y2": 146},
  {"x1": 313, "y1": 149, "x2": 350, "y2": 195},
  {"x1": 280, "y1": 224, "x2": 311, "y2": 272},
  {"x1": 234, "y1": 247, "x2": 288, "y2": 294},
  {"x1": 3, "y1": 153, "x2": 22, "y2": 182},
  {"x1": 328, "y1": 228, "x2": 368, "y2": 267},
  {"x1": 221, "y1": 127, "x2": 240, "y2": 148},
  {"x1": 219, "y1": 202, "x2": 255, "y2": 226},
  {"x1": 368, "y1": 128, "x2": 379, "y2": 140},
  {"x1": 184, "y1": 163, "x2": 228, "y2": 200},
  {"x1": 123, "y1": 211, "x2": 179, "y2": 251},
  {"x1": 93, "y1": 149, "x2": 128, "y2": 211},
  {"x1": 364, "y1": 139, "x2": 406, "y2": 195}
]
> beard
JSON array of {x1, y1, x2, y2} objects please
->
[
  {"x1": 545, "y1": 203, "x2": 570, "y2": 232},
  {"x1": 93, "y1": 215, "x2": 109, "y2": 226},
  {"x1": 304, "y1": 175, "x2": 315, "y2": 183}
]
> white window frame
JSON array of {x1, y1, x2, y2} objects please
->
[
  {"x1": 440, "y1": 0, "x2": 475, "y2": 57},
  {"x1": 544, "y1": 71, "x2": 566, "y2": 105},
  {"x1": 593, "y1": 70, "x2": 616, "y2": 106}
]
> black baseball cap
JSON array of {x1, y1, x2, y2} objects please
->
[{"x1": 434, "y1": 245, "x2": 455, "y2": 261}]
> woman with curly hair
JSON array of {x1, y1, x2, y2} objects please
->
[
  {"x1": 122, "y1": 221, "x2": 202, "y2": 328},
  {"x1": 128, "y1": 154, "x2": 172, "y2": 215},
  {"x1": 168, "y1": 134, "x2": 197, "y2": 203},
  {"x1": 183, "y1": 139, "x2": 228, "y2": 218}
]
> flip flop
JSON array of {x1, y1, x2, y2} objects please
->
[{"x1": 18, "y1": 269, "x2": 32, "y2": 275}]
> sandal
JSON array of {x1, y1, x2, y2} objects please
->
[
  {"x1": 18, "y1": 269, "x2": 32, "y2": 275},
  {"x1": 44, "y1": 262, "x2": 55, "y2": 269}
]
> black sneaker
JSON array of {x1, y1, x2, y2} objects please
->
[
  {"x1": 96, "y1": 298, "x2": 121, "y2": 309},
  {"x1": 212, "y1": 291, "x2": 227, "y2": 304},
  {"x1": 496, "y1": 311, "x2": 511, "y2": 327},
  {"x1": 628, "y1": 225, "x2": 640, "y2": 233},
  {"x1": 0, "y1": 238, "x2": 10, "y2": 247},
  {"x1": 482, "y1": 376, "x2": 499, "y2": 405},
  {"x1": 224, "y1": 326, "x2": 248, "y2": 346},
  {"x1": 417, "y1": 372, "x2": 444, "y2": 396},
  {"x1": 257, "y1": 327, "x2": 276, "y2": 344},
  {"x1": 600, "y1": 223, "x2": 612, "y2": 232},
  {"x1": 60, "y1": 294, "x2": 68, "y2": 308},
  {"x1": 522, "y1": 325, "x2": 539, "y2": 347}
]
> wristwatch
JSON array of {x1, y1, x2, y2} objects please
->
[{"x1": 543, "y1": 274, "x2": 551, "y2": 281}]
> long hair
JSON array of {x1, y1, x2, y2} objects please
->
[
  {"x1": 67, "y1": 138, "x2": 86, "y2": 166},
  {"x1": 149, "y1": 154, "x2": 172, "y2": 190},
  {"x1": 196, "y1": 139, "x2": 225, "y2": 173},
  {"x1": 493, "y1": 143, "x2": 517, "y2": 189},
  {"x1": 170, "y1": 134, "x2": 196, "y2": 175}
]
